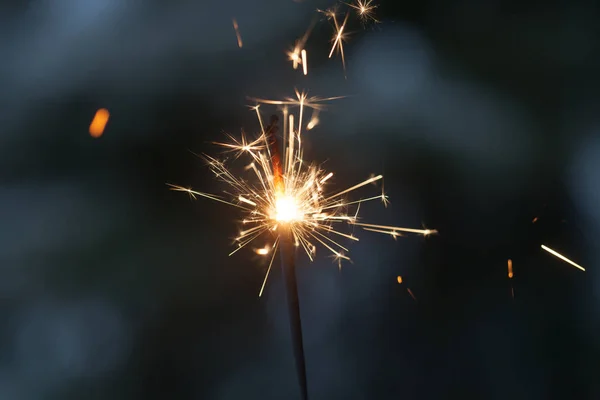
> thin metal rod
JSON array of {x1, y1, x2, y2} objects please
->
[{"x1": 280, "y1": 227, "x2": 308, "y2": 400}]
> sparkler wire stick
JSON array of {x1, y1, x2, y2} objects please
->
[
  {"x1": 267, "y1": 116, "x2": 309, "y2": 400},
  {"x1": 169, "y1": 90, "x2": 436, "y2": 400},
  {"x1": 280, "y1": 227, "x2": 308, "y2": 400}
]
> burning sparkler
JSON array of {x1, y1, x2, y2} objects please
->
[
  {"x1": 169, "y1": 90, "x2": 434, "y2": 282},
  {"x1": 168, "y1": 90, "x2": 436, "y2": 399}
]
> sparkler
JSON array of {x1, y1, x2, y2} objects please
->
[{"x1": 169, "y1": 90, "x2": 435, "y2": 399}]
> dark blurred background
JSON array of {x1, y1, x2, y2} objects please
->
[{"x1": 1, "y1": 1, "x2": 599, "y2": 399}]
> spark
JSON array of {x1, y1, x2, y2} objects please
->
[
  {"x1": 171, "y1": 92, "x2": 435, "y2": 295},
  {"x1": 301, "y1": 49, "x2": 308, "y2": 75},
  {"x1": 89, "y1": 108, "x2": 109, "y2": 138},
  {"x1": 213, "y1": 130, "x2": 265, "y2": 159},
  {"x1": 541, "y1": 245, "x2": 585, "y2": 272},
  {"x1": 507, "y1": 259, "x2": 514, "y2": 278},
  {"x1": 320, "y1": 172, "x2": 333, "y2": 184},
  {"x1": 287, "y1": 20, "x2": 315, "y2": 71},
  {"x1": 249, "y1": 89, "x2": 346, "y2": 112},
  {"x1": 307, "y1": 110, "x2": 320, "y2": 130},
  {"x1": 327, "y1": 11, "x2": 350, "y2": 74},
  {"x1": 347, "y1": 0, "x2": 380, "y2": 24},
  {"x1": 256, "y1": 247, "x2": 270, "y2": 255},
  {"x1": 406, "y1": 288, "x2": 417, "y2": 302},
  {"x1": 380, "y1": 181, "x2": 390, "y2": 208},
  {"x1": 232, "y1": 18, "x2": 243, "y2": 48},
  {"x1": 396, "y1": 275, "x2": 416, "y2": 301},
  {"x1": 350, "y1": 222, "x2": 437, "y2": 238}
]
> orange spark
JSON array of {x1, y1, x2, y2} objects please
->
[
  {"x1": 541, "y1": 245, "x2": 585, "y2": 272},
  {"x1": 532, "y1": 217, "x2": 538, "y2": 223},
  {"x1": 397, "y1": 275, "x2": 402, "y2": 284},
  {"x1": 232, "y1": 18, "x2": 243, "y2": 48},
  {"x1": 89, "y1": 108, "x2": 109, "y2": 138},
  {"x1": 507, "y1": 259, "x2": 513, "y2": 279}
]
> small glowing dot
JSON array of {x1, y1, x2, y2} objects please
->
[{"x1": 397, "y1": 276, "x2": 403, "y2": 284}]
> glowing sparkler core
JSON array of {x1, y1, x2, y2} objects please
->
[{"x1": 274, "y1": 195, "x2": 303, "y2": 223}]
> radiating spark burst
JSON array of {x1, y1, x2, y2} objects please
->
[
  {"x1": 347, "y1": 0, "x2": 380, "y2": 24},
  {"x1": 541, "y1": 245, "x2": 585, "y2": 272},
  {"x1": 319, "y1": 8, "x2": 349, "y2": 74},
  {"x1": 169, "y1": 92, "x2": 435, "y2": 296}
]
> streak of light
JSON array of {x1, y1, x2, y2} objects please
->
[
  {"x1": 249, "y1": 89, "x2": 345, "y2": 112},
  {"x1": 259, "y1": 238, "x2": 280, "y2": 297},
  {"x1": 232, "y1": 18, "x2": 243, "y2": 48},
  {"x1": 287, "y1": 20, "x2": 315, "y2": 71},
  {"x1": 301, "y1": 49, "x2": 308, "y2": 75},
  {"x1": 532, "y1": 217, "x2": 538, "y2": 223},
  {"x1": 306, "y1": 109, "x2": 320, "y2": 131},
  {"x1": 541, "y1": 245, "x2": 585, "y2": 272},
  {"x1": 320, "y1": 172, "x2": 333, "y2": 184},
  {"x1": 327, "y1": 12, "x2": 350, "y2": 74},
  {"x1": 407, "y1": 288, "x2": 417, "y2": 302},
  {"x1": 507, "y1": 259, "x2": 513, "y2": 279},
  {"x1": 239, "y1": 196, "x2": 257, "y2": 207},
  {"x1": 89, "y1": 108, "x2": 109, "y2": 138},
  {"x1": 350, "y1": 222, "x2": 437, "y2": 237}
]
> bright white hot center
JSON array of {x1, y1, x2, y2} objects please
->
[{"x1": 274, "y1": 195, "x2": 302, "y2": 222}]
